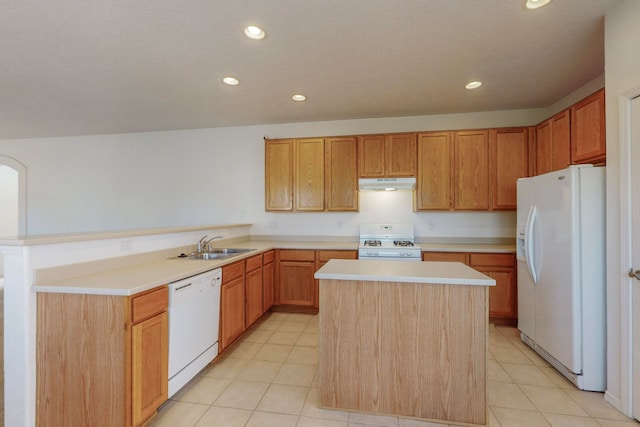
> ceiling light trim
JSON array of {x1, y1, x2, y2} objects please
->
[
  {"x1": 244, "y1": 25, "x2": 266, "y2": 40},
  {"x1": 525, "y1": 0, "x2": 551, "y2": 10},
  {"x1": 222, "y1": 76, "x2": 240, "y2": 86},
  {"x1": 465, "y1": 81, "x2": 482, "y2": 90},
  {"x1": 292, "y1": 94, "x2": 306, "y2": 101}
]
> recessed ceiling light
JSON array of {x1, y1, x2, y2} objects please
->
[
  {"x1": 525, "y1": 0, "x2": 551, "y2": 9},
  {"x1": 244, "y1": 25, "x2": 265, "y2": 40},
  {"x1": 465, "y1": 81, "x2": 482, "y2": 89},
  {"x1": 292, "y1": 94, "x2": 306, "y2": 101},
  {"x1": 222, "y1": 76, "x2": 239, "y2": 86}
]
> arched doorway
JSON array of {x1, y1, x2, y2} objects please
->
[{"x1": 0, "y1": 155, "x2": 26, "y2": 237}]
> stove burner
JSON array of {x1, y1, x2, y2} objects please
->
[
  {"x1": 394, "y1": 240, "x2": 414, "y2": 247},
  {"x1": 363, "y1": 240, "x2": 381, "y2": 247}
]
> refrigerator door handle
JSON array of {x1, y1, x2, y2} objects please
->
[{"x1": 525, "y1": 205, "x2": 538, "y2": 284}]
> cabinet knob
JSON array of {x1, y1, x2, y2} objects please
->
[{"x1": 628, "y1": 268, "x2": 640, "y2": 280}]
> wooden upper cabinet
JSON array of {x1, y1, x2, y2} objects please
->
[
  {"x1": 491, "y1": 128, "x2": 529, "y2": 210},
  {"x1": 265, "y1": 139, "x2": 294, "y2": 211},
  {"x1": 416, "y1": 132, "x2": 453, "y2": 210},
  {"x1": 295, "y1": 138, "x2": 325, "y2": 211},
  {"x1": 551, "y1": 110, "x2": 571, "y2": 171},
  {"x1": 386, "y1": 133, "x2": 417, "y2": 177},
  {"x1": 358, "y1": 133, "x2": 417, "y2": 178},
  {"x1": 535, "y1": 120, "x2": 553, "y2": 175},
  {"x1": 454, "y1": 130, "x2": 490, "y2": 210},
  {"x1": 535, "y1": 111, "x2": 570, "y2": 175},
  {"x1": 571, "y1": 89, "x2": 605, "y2": 164},
  {"x1": 325, "y1": 137, "x2": 358, "y2": 211},
  {"x1": 358, "y1": 134, "x2": 386, "y2": 177}
]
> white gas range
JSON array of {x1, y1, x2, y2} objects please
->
[{"x1": 358, "y1": 223, "x2": 422, "y2": 261}]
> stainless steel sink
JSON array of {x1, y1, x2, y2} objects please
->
[{"x1": 173, "y1": 248, "x2": 254, "y2": 260}]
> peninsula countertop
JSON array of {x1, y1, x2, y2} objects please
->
[{"x1": 315, "y1": 259, "x2": 496, "y2": 286}]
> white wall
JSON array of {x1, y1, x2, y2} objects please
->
[
  {"x1": 604, "y1": 0, "x2": 640, "y2": 414},
  {"x1": 0, "y1": 165, "x2": 19, "y2": 238},
  {"x1": 0, "y1": 109, "x2": 544, "y2": 238}
]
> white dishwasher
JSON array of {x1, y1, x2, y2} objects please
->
[{"x1": 168, "y1": 268, "x2": 222, "y2": 397}]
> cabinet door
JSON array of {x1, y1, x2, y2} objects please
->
[
  {"x1": 416, "y1": 132, "x2": 453, "y2": 210},
  {"x1": 571, "y1": 89, "x2": 605, "y2": 164},
  {"x1": 358, "y1": 134, "x2": 386, "y2": 177},
  {"x1": 220, "y1": 277, "x2": 246, "y2": 350},
  {"x1": 477, "y1": 268, "x2": 516, "y2": 322},
  {"x1": 325, "y1": 137, "x2": 358, "y2": 211},
  {"x1": 295, "y1": 138, "x2": 325, "y2": 211},
  {"x1": 265, "y1": 139, "x2": 294, "y2": 211},
  {"x1": 245, "y1": 267, "x2": 263, "y2": 327},
  {"x1": 386, "y1": 133, "x2": 417, "y2": 177},
  {"x1": 469, "y1": 253, "x2": 517, "y2": 324},
  {"x1": 536, "y1": 120, "x2": 553, "y2": 175},
  {"x1": 422, "y1": 251, "x2": 467, "y2": 263},
  {"x1": 492, "y1": 128, "x2": 529, "y2": 210},
  {"x1": 551, "y1": 110, "x2": 571, "y2": 171},
  {"x1": 279, "y1": 261, "x2": 315, "y2": 306},
  {"x1": 454, "y1": 130, "x2": 490, "y2": 210},
  {"x1": 263, "y1": 259, "x2": 275, "y2": 312},
  {"x1": 132, "y1": 312, "x2": 168, "y2": 427}
]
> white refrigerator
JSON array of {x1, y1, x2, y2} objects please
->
[{"x1": 516, "y1": 165, "x2": 606, "y2": 391}]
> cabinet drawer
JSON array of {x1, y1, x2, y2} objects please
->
[
  {"x1": 245, "y1": 254, "x2": 263, "y2": 272},
  {"x1": 469, "y1": 253, "x2": 515, "y2": 267},
  {"x1": 279, "y1": 249, "x2": 316, "y2": 262},
  {"x1": 263, "y1": 250, "x2": 275, "y2": 265},
  {"x1": 131, "y1": 286, "x2": 168, "y2": 324},
  {"x1": 317, "y1": 250, "x2": 357, "y2": 263},
  {"x1": 223, "y1": 260, "x2": 245, "y2": 283},
  {"x1": 422, "y1": 251, "x2": 468, "y2": 263}
]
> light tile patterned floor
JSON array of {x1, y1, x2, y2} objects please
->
[{"x1": 148, "y1": 312, "x2": 639, "y2": 427}]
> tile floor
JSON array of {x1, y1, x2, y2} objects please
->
[{"x1": 148, "y1": 312, "x2": 639, "y2": 427}]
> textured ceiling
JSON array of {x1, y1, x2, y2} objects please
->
[{"x1": 0, "y1": 0, "x2": 617, "y2": 139}]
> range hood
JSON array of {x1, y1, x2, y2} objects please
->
[{"x1": 358, "y1": 177, "x2": 416, "y2": 191}]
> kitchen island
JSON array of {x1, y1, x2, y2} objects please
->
[{"x1": 315, "y1": 259, "x2": 495, "y2": 427}]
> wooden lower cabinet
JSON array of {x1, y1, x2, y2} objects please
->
[
  {"x1": 220, "y1": 261, "x2": 246, "y2": 351},
  {"x1": 263, "y1": 251, "x2": 275, "y2": 311},
  {"x1": 245, "y1": 254, "x2": 264, "y2": 328},
  {"x1": 132, "y1": 311, "x2": 169, "y2": 426},
  {"x1": 422, "y1": 251, "x2": 517, "y2": 325},
  {"x1": 278, "y1": 249, "x2": 316, "y2": 307},
  {"x1": 274, "y1": 249, "x2": 358, "y2": 311},
  {"x1": 37, "y1": 285, "x2": 169, "y2": 427}
]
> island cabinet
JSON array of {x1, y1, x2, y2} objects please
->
[
  {"x1": 262, "y1": 250, "x2": 275, "y2": 312},
  {"x1": 245, "y1": 254, "x2": 264, "y2": 328},
  {"x1": 314, "y1": 250, "x2": 358, "y2": 308},
  {"x1": 37, "y1": 285, "x2": 169, "y2": 427},
  {"x1": 357, "y1": 133, "x2": 417, "y2": 178},
  {"x1": 422, "y1": 251, "x2": 517, "y2": 325},
  {"x1": 571, "y1": 88, "x2": 605, "y2": 164},
  {"x1": 317, "y1": 260, "x2": 493, "y2": 426},
  {"x1": 220, "y1": 260, "x2": 246, "y2": 351}
]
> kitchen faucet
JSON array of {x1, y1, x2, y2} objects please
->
[{"x1": 197, "y1": 235, "x2": 223, "y2": 252}]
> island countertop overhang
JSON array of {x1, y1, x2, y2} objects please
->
[{"x1": 314, "y1": 259, "x2": 496, "y2": 286}]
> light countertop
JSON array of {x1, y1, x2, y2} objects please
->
[
  {"x1": 315, "y1": 259, "x2": 496, "y2": 286},
  {"x1": 32, "y1": 238, "x2": 508, "y2": 296}
]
